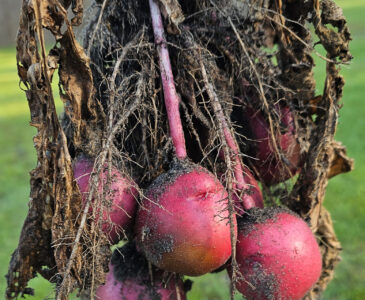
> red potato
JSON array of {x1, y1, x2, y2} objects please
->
[
  {"x1": 73, "y1": 157, "x2": 138, "y2": 243},
  {"x1": 97, "y1": 266, "x2": 185, "y2": 300},
  {"x1": 136, "y1": 2, "x2": 235, "y2": 277},
  {"x1": 245, "y1": 104, "x2": 301, "y2": 185},
  {"x1": 135, "y1": 160, "x2": 235, "y2": 276},
  {"x1": 96, "y1": 243, "x2": 188, "y2": 300},
  {"x1": 230, "y1": 207, "x2": 322, "y2": 300}
]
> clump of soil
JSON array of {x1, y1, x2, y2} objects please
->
[
  {"x1": 237, "y1": 206, "x2": 299, "y2": 235},
  {"x1": 144, "y1": 158, "x2": 199, "y2": 201}
]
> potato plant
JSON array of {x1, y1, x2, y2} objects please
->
[{"x1": 6, "y1": 0, "x2": 354, "y2": 299}]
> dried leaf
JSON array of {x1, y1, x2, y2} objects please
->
[
  {"x1": 309, "y1": 95, "x2": 323, "y2": 114},
  {"x1": 58, "y1": 27, "x2": 104, "y2": 155},
  {"x1": 286, "y1": 2, "x2": 352, "y2": 297},
  {"x1": 7, "y1": 0, "x2": 108, "y2": 299},
  {"x1": 304, "y1": 208, "x2": 342, "y2": 299},
  {"x1": 328, "y1": 140, "x2": 354, "y2": 179},
  {"x1": 158, "y1": 0, "x2": 184, "y2": 34},
  {"x1": 314, "y1": 0, "x2": 352, "y2": 61}
]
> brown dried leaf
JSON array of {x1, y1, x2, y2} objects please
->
[
  {"x1": 304, "y1": 208, "x2": 342, "y2": 299},
  {"x1": 286, "y1": 1, "x2": 352, "y2": 297},
  {"x1": 309, "y1": 95, "x2": 323, "y2": 114},
  {"x1": 313, "y1": 0, "x2": 352, "y2": 62},
  {"x1": 328, "y1": 140, "x2": 354, "y2": 179},
  {"x1": 58, "y1": 27, "x2": 104, "y2": 155},
  {"x1": 158, "y1": 0, "x2": 185, "y2": 34},
  {"x1": 7, "y1": 0, "x2": 107, "y2": 299},
  {"x1": 60, "y1": 0, "x2": 84, "y2": 26}
]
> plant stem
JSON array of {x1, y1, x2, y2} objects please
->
[
  {"x1": 149, "y1": 0, "x2": 187, "y2": 159},
  {"x1": 199, "y1": 61, "x2": 256, "y2": 210}
]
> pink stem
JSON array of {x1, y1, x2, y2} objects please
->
[
  {"x1": 222, "y1": 120, "x2": 256, "y2": 210},
  {"x1": 149, "y1": 0, "x2": 187, "y2": 159},
  {"x1": 200, "y1": 60, "x2": 256, "y2": 210}
]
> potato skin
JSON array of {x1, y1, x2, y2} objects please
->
[
  {"x1": 96, "y1": 264, "x2": 187, "y2": 300},
  {"x1": 73, "y1": 157, "x2": 138, "y2": 243},
  {"x1": 246, "y1": 105, "x2": 301, "y2": 185},
  {"x1": 135, "y1": 164, "x2": 236, "y2": 276},
  {"x1": 231, "y1": 208, "x2": 322, "y2": 300},
  {"x1": 96, "y1": 243, "x2": 187, "y2": 300}
]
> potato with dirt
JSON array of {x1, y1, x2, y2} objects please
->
[
  {"x1": 244, "y1": 104, "x2": 301, "y2": 185},
  {"x1": 73, "y1": 156, "x2": 138, "y2": 243},
  {"x1": 230, "y1": 207, "x2": 322, "y2": 300},
  {"x1": 96, "y1": 242, "x2": 189, "y2": 299},
  {"x1": 135, "y1": 0, "x2": 235, "y2": 277}
]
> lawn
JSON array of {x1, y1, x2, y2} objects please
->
[{"x1": 0, "y1": 1, "x2": 364, "y2": 299}]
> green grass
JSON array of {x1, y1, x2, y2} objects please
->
[{"x1": 0, "y1": 1, "x2": 364, "y2": 298}]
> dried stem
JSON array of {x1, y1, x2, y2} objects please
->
[{"x1": 86, "y1": 0, "x2": 109, "y2": 57}]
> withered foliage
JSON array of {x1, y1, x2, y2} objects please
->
[
  {"x1": 7, "y1": 0, "x2": 108, "y2": 299},
  {"x1": 7, "y1": 0, "x2": 353, "y2": 299}
]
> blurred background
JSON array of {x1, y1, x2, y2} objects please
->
[{"x1": 0, "y1": 0, "x2": 364, "y2": 299}]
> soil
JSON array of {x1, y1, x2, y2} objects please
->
[{"x1": 237, "y1": 206, "x2": 300, "y2": 235}]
